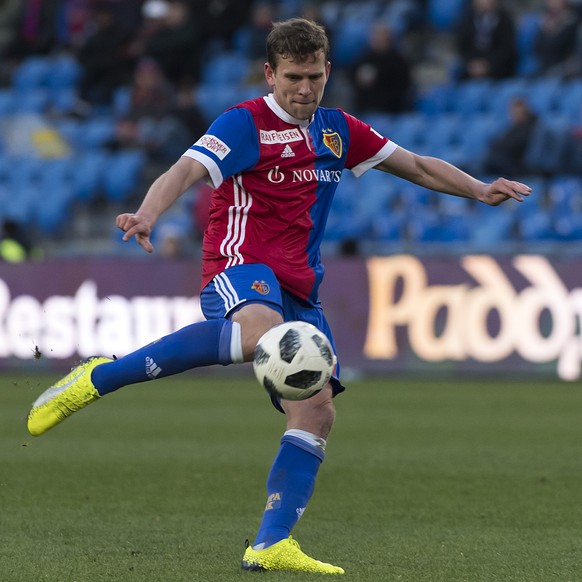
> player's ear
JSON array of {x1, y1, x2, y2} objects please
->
[
  {"x1": 264, "y1": 62, "x2": 276, "y2": 88},
  {"x1": 325, "y1": 61, "x2": 331, "y2": 80}
]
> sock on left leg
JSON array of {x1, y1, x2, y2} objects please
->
[
  {"x1": 253, "y1": 430, "x2": 326, "y2": 549},
  {"x1": 92, "y1": 319, "x2": 242, "y2": 395}
]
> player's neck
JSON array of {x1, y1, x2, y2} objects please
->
[{"x1": 265, "y1": 94, "x2": 313, "y2": 127}]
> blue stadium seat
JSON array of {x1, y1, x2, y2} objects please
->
[
  {"x1": 4, "y1": 183, "x2": 37, "y2": 224},
  {"x1": 201, "y1": 52, "x2": 250, "y2": 86},
  {"x1": 12, "y1": 89, "x2": 50, "y2": 114},
  {"x1": 523, "y1": 119, "x2": 570, "y2": 175},
  {"x1": 54, "y1": 118, "x2": 84, "y2": 149},
  {"x1": 12, "y1": 57, "x2": 52, "y2": 90},
  {"x1": 486, "y1": 78, "x2": 530, "y2": 120},
  {"x1": 427, "y1": 0, "x2": 467, "y2": 30},
  {"x1": 516, "y1": 12, "x2": 541, "y2": 76},
  {"x1": 0, "y1": 155, "x2": 11, "y2": 183},
  {"x1": 196, "y1": 83, "x2": 245, "y2": 123},
  {"x1": 517, "y1": 210, "x2": 554, "y2": 242},
  {"x1": 82, "y1": 116, "x2": 116, "y2": 149},
  {"x1": 547, "y1": 176, "x2": 582, "y2": 217},
  {"x1": 415, "y1": 84, "x2": 455, "y2": 116},
  {"x1": 50, "y1": 87, "x2": 77, "y2": 114},
  {"x1": 372, "y1": 211, "x2": 405, "y2": 242},
  {"x1": 0, "y1": 89, "x2": 14, "y2": 117},
  {"x1": 71, "y1": 151, "x2": 109, "y2": 201},
  {"x1": 421, "y1": 114, "x2": 463, "y2": 153},
  {"x1": 407, "y1": 207, "x2": 468, "y2": 243},
  {"x1": 102, "y1": 150, "x2": 146, "y2": 202},
  {"x1": 361, "y1": 113, "x2": 395, "y2": 138},
  {"x1": 526, "y1": 78, "x2": 562, "y2": 116},
  {"x1": 33, "y1": 180, "x2": 76, "y2": 234},
  {"x1": 468, "y1": 207, "x2": 515, "y2": 246},
  {"x1": 112, "y1": 86, "x2": 132, "y2": 117},
  {"x1": 7, "y1": 157, "x2": 43, "y2": 186},
  {"x1": 399, "y1": 182, "x2": 435, "y2": 215},
  {"x1": 331, "y1": 18, "x2": 371, "y2": 67},
  {"x1": 378, "y1": 0, "x2": 424, "y2": 36},
  {"x1": 454, "y1": 80, "x2": 494, "y2": 117},
  {"x1": 556, "y1": 80, "x2": 582, "y2": 121},
  {"x1": 390, "y1": 113, "x2": 427, "y2": 150},
  {"x1": 47, "y1": 55, "x2": 82, "y2": 89}
]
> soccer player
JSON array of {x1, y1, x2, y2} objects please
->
[{"x1": 27, "y1": 18, "x2": 531, "y2": 575}]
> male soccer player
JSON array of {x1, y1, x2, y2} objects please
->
[{"x1": 28, "y1": 18, "x2": 531, "y2": 574}]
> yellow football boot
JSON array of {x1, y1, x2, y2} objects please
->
[
  {"x1": 241, "y1": 536, "x2": 345, "y2": 574},
  {"x1": 27, "y1": 356, "x2": 112, "y2": 436}
]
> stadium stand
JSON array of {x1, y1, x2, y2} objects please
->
[{"x1": 0, "y1": 0, "x2": 580, "y2": 258}]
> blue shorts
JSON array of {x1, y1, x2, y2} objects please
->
[{"x1": 200, "y1": 264, "x2": 346, "y2": 412}]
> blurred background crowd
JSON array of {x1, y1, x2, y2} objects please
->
[{"x1": 1, "y1": 0, "x2": 582, "y2": 262}]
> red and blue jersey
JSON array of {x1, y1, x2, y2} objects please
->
[{"x1": 183, "y1": 94, "x2": 396, "y2": 303}]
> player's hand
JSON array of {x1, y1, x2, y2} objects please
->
[
  {"x1": 480, "y1": 178, "x2": 532, "y2": 206},
  {"x1": 116, "y1": 213, "x2": 154, "y2": 253}
]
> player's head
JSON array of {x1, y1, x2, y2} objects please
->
[
  {"x1": 266, "y1": 18, "x2": 330, "y2": 70},
  {"x1": 264, "y1": 18, "x2": 331, "y2": 121}
]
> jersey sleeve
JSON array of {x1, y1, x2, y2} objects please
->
[
  {"x1": 343, "y1": 112, "x2": 398, "y2": 177},
  {"x1": 182, "y1": 107, "x2": 260, "y2": 188}
]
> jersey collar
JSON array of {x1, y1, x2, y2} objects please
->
[{"x1": 264, "y1": 93, "x2": 312, "y2": 128}]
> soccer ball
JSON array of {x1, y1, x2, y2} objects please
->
[{"x1": 253, "y1": 321, "x2": 336, "y2": 401}]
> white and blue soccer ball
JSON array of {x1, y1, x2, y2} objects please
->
[{"x1": 253, "y1": 321, "x2": 336, "y2": 401}]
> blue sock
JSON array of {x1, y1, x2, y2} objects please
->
[
  {"x1": 91, "y1": 319, "x2": 241, "y2": 395},
  {"x1": 253, "y1": 432, "x2": 325, "y2": 549}
]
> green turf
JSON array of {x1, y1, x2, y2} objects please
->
[{"x1": 1, "y1": 371, "x2": 582, "y2": 581}]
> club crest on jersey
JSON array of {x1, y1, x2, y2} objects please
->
[
  {"x1": 322, "y1": 130, "x2": 342, "y2": 158},
  {"x1": 251, "y1": 280, "x2": 270, "y2": 295}
]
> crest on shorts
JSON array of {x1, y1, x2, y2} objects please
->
[
  {"x1": 322, "y1": 130, "x2": 342, "y2": 158},
  {"x1": 251, "y1": 280, "x2": 270, "y2": 295}
]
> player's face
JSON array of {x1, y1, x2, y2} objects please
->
[{"x1": 265, "y1": 51, "x2": 330, "y2": 121}]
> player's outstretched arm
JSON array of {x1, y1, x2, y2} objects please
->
[
  {"x1": 116, "y1": 157, "x2": 209, "y2": 253},
  {"x1": 375, "y1": 146, "x2": 531, "y2": 205}
]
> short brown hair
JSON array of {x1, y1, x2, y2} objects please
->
[{"x1": 266, "y1": 18, "x2": 330, "y2": 69}]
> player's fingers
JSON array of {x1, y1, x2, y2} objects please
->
[
  {"x1": 513, "y1": 181, "x2": 532, "y2": 195},
  {"x1": 136, "y1": 233, "x2": 154, "y2": 253},
  {"x1": 497, "y1": 181, "x2": 531, "y2": 202},
  {"x1": 115, "y1": 213, "x2": 137, "y2": 230}
]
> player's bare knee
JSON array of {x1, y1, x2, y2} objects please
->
[
  {"x1": 232, "y1": 303, "x2": 283, "y2": 362},
  {"x1": 283, "y1": 386, "x2": 336, "y2": 438}
]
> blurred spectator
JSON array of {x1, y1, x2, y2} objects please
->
[
  {"x1": 191, "y1": 182, "x2": 213, "y2": 238},
  {"x1": 76, "y1": 1, "x2": 135, "y2": 107},
  {"x1": 55, "y1": 0, "x2": 93, "y2": 50},
  {"x1": 3, "y1": 0, "x2": 62, "y2": 60},
  {"x1": 175, "y1": 81, "x2": 208, "y2": 138},
  {"x1": 240, "y1": 2, "x2": 276, "y2": 61},
  {"x1": 0, "y1": 0, "x2": 20, "y2": 56},
  {"x1": 109, "y1": 59, "x2": 200, "y2": 165},
  {"x1": 235, "y1": 2, "x2": 276, "y2": 84},
  {"x1": 105, "y1": 0, "x2": 144, "y2": 36},
  {"x1": 138, "y1": 0, "x2": 202, "y2": 86},
  {"x1": 563, "y1": 104, "x2": 582, "y2": 172},
  {"x1": 192, "y1": 0, "x2": 254, "y2": 51},
  {"x1": 0, "y1": 220, "x2": 31, "y2": 262},
  {"x1": 481, "y1": 97, "x2": 538, "y2": 175},
  {"x1": 533, "y1": 0, "x2": 579, "y2": 76},
  {"x1": 351, "y1": 23, "x2": 413, "y2": 114},
  {"x1": 455, "y1": 0, "x2": 517, "y2": 80},
  {"x1": 560, "y1": 25, "x2": 582, "y2": 78},
  {"x1": 156, "y1": 222, "x2": 190, "y2": 258}
]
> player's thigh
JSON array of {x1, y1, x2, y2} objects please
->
[
  {"x1": 232, "y1": 303, "x2": 283, "y2": 360},
  {"x1": 200, "y1": 264, "x2": 284, "y2": 360}
]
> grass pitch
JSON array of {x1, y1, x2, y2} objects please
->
[{"x1": 1, "y1": 370, "x2": 582, "y2": 581}]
